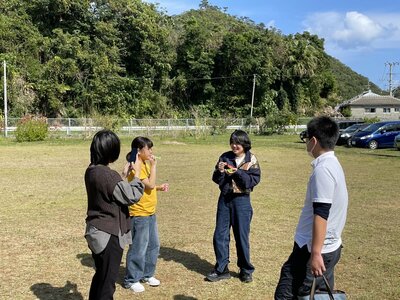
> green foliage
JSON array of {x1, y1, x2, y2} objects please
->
[
  {"x1": 341, "y1": 106, "x2": 352, "y2": 117},
  {"x1": 15, "y1": 115, "x2": 48, "y2": 142},
  {"x1": 0, "y1": 1, "x2": 384, "y2": 120},
  {"x1": 363, "y1": 116, "x2": 380, "y2": 124}
]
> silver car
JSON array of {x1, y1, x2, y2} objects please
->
[{"x1": 394, "y1": 133, "x2": 400, "y2": 150}]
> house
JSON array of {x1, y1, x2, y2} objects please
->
[{"x1": 336, "y1": 90, "x2": 400, "y2": 120}]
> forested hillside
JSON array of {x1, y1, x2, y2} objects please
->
[{"x1": 0, "y1": 0, "x2": 383, "y2": 120}]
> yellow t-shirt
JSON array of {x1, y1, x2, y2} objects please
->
[{"x1": 128, "y1": 162, "x2": 157, "y2": 217}]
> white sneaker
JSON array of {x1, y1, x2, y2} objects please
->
[
  {"x1": 129, "y1": 282, "x2": 145, "y2": 293},
  {"x1": 142, "y1": 277, "x2": 160, "y2": 286}
]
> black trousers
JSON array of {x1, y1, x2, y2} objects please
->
[
  {"x1": 89, "y1": 235, "x2": 123, "y2": 300},
  {"x1": 274, "y1": 242, "x2": 341, "y2": 300}
]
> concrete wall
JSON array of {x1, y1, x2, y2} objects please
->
[{"x1": 351, "y1": 106, "x2": 400, "y2": 120}]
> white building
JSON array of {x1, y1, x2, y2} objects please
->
[{"x1": 336, "y1": 91, "x2": 400, "y2": 120}]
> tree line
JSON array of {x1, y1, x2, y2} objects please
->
[{"x1": 0, "y1": 0, "x2": 381, "y2": 121}]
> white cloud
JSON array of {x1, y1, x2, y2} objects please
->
[{"x1": 304, "y1": 11, "x2": 400, "y2": 50}]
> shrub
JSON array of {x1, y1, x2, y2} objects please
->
[{"x1": 15, "y1": 115, "x2": 48, "y2": 142}]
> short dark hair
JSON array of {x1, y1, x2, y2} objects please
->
[
  {"x1": 131, "y1": 136, "x2": 154, "y2": 150},
  {"x1": 307, "y1": 116, "x2": 339, "y2": 149},
  {"x1": 90, "y1": 130, "x2": 120, "y2": 165},
  {"x1": 230, "y1": 130, "x2": 251, "y2": 152}
]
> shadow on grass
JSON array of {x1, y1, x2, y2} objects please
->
[
  {"x1": 359, "y1": 152, "x2": 400, "y2": 158},
  {"x1": 30, "y1": 281, "x2": 83, "y2": 300},
  {"x1": 159, "y1": 246, "x2": 214, "y2": 276},
  {"x1": 174, "y1": 295, "x2": 198, "y2": 300},
  {"x1": 76, "y1": 253, "x2": 94, "y2": 269}
]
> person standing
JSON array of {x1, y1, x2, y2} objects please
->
[
  {"x1": 124, "y1": 136, "x2": 169, "y2": 293},
  {"x1": 206, "y1": 130, "x2": 261, "y2": 283},
  {"x1": 84, "y1": 130, "x2": 144, "y2": 300},
  {"x1": 274, "y1": 116, "x2": 349, "y2": 299}
]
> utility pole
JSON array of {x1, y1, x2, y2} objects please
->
[
  {"x1": 3, "y1": 60, "x2": 7, "y2": 137},
  {"x1": 249, "y1": 74, "x2": 256, "y2": 133},
  {"x1": 385, "y1": 61, "x2": 399, "y2": 96}
]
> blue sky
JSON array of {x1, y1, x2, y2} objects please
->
[{"x1": 145, "y1": 0, "x2": 400, "y2": 92}]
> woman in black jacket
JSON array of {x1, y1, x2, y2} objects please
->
[{"x1": 206, "y1": 130, "x2": 261, "y2": 283}]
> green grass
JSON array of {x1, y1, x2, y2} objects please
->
[{"x1": 0, "y1": 134, "x2": 399, "y2": 299}]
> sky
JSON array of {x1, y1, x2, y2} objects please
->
[{"x1": 145, "y1": 0, "x2": 400, "y2": 92}]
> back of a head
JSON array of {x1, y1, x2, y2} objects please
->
[
  {"x1": 90, "y1": 130, "x2": 120, "y2": 165},
  {"x1": 307, "y1": 116, "x2": 339, "y2": 150},
  {"x1": 230, "y1": 130, "x2": 251, "y2": 152}
]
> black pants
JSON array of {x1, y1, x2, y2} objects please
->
[
  {"x1": 89, "y1": 235, "x2": 123, "y2": 300},
  {"x1": 274, "y1": 242, "x2": 341, "y2": 300}
]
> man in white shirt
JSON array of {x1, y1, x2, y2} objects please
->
[{"x1": 275, "y1": 116, "x2": 348, "y2": 299}]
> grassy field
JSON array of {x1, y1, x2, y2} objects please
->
[{"x1": 0, "y1": 133, "x2": 399, "y2": 299}]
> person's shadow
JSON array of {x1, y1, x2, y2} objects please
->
[
  {"x1": 159, "y1": 246, "x2": 214, "y2": 276},
  {"x1": 30, "y1": 281, "x2": 83, "y2": 300},
  {"x1": 76, "y1": 253, "x2": 94, "y2": 269},
  {"x1": 174, "y1": 295, "x2": 198, "y2": 300}
]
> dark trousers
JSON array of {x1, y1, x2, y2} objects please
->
[
  {"x1": 89, "y1": 235, "x2": 123, "y2": 300},
  {"x1": 274, "y1": 242, "x2": 342, "y2": 300},
  {"x1": 213, "y1": 193, "x2": 254, "y2": 274}
]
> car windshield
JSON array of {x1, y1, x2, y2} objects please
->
[
  {"x1": 361, "y1": 123, "x2": 382, "y2": 132},
  {"x1": 343, "y1": 124, "x2": 362, "y2": 133}
]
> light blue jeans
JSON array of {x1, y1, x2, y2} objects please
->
[{"x1": 124, "y1": 214, "x2": 160, "y2": 287}]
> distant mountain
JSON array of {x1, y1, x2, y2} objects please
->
[{"x1": 328, "y1": 55, "x2": 385, "y2": 101}]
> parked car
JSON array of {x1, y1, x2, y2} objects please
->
[
  {"x1": 299, "y1": 119, "x2": 364, "y2": 142},
  {"x1": 350, "y1": 121, "x2": 400, "y2": 149},
  {"x1": 337, "y1": 123, "x2": 369, "y2": 146},
  {"x1": 394, "y1": 133, "x2": 400, "y2": 150}
]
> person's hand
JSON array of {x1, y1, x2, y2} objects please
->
[
  {"x1": 148, "y1": 154, "x2": 157, "y2": 167},
  {"x1": 218, "y1": 161, "x2": 226, "y2": 173},
  {"x1": 310, "y1": 252, "x2": 326, "y2": 277},
  {"x1": 160, "y1": 183, "x2": 169, "y2": 192}
]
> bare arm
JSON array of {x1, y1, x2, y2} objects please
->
[
  {"x1": 310, "y1": 214, "x2": 327, "y2": 276},
  {"x1": 141, "y1": 157, "x2": 157, "y2": 189}
]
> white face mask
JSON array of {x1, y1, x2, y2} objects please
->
[{"x1": 306, "y1": 137, "x2": 316, "y2": 158}]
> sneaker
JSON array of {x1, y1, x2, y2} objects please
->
[
  {"x1": 142, "y1": 276, "x2": 160, "y2": 286},
  {"x1": 205, "y1": 269, "x2": 231, "y2": 282},
  {"x1": 239, "y1": 272, "x2": 253, "y2": 283},
  {"x1": 128, "y1": 282, "x2": 145, "y2": 293}
]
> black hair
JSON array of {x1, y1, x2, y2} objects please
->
[
  {"x1": 131, "y1": 136, "x2": 154, "y2": 150},
  {"x1": 306, "y1": 116, "x2": 339, "y2": 149},
  {"x1": 90, "y1": 130, "x2": 120, "y2": 165},
  {"x1": 230, "y1": 130, "x2": 251, "y2": 152}
]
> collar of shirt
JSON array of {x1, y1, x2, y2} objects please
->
[{"x1": 311, "y1": 151, "x2": 335, "y2": 168}]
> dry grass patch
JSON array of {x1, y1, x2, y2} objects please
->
[{"x1": 0, "y1": 135, "x2": 399, "y2": 299}]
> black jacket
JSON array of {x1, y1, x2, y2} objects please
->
[{"x1": 212, "y1": 151, "x2": 261, "y2": 195}]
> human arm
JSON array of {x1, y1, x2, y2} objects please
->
[
  {"x1": 310, "y1": 215, "x2": 327, "y2": 276},
  {"x1": 309, "y1": 165, "x2": 335, "y2": 276},
  {"x1": 113, "y1": 158, "x2": 144, "y2": 205},
  {"x1": 113, "y1": 179, "x2": 144, "y2": 205},
  {"x1": 212, "y1": 158, "x2": 227, "y2": 184},
  {"x1": 141, "y1": 156, "x2": 157, "y2": 189}
]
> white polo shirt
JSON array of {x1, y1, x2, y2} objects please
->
[{"x1": 294, "y1": 151, "x2": 348, "y2": 254}]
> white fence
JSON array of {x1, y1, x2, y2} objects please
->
[{"x1": 3, "y1": 117, "x2": 270, "y2": 136}]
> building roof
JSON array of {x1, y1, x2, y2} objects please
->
[{"x1": 337, "y1": 91, "x2": 400, "y2": 108}]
